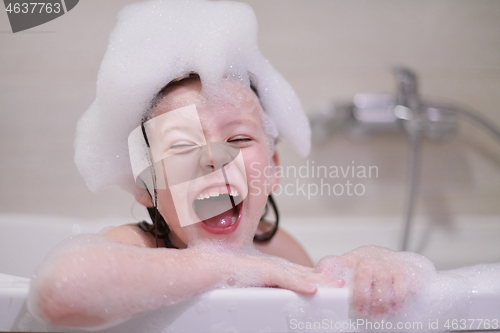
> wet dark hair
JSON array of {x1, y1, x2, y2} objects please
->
[{"x1": 137, "y1": 73, "x2": 279, "y2": 248}]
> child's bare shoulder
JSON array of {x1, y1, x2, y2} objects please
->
[{"x1": 103, "y1": 223, "x2": 157, "y2": 248}]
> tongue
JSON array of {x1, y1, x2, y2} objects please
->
[
  {"x1": 201, "y1": 206, "x2": 237, "y2": 228},
  {"x1": 194, "y1": 193, "x2": 240, "y2": 228}
]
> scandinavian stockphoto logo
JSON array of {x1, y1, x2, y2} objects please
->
[
  {"x1": 4, "y1": 0, "x2": 79, "y2": 33},
  {"x1": 249, "y1": 160, "x2": 379, "y2": 199}
]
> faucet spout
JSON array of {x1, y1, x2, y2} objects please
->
[{"x1": 395, "y1": 67, "x2": 419, "y2": 111}]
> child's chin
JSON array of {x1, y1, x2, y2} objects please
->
[{"x1": 187, "y1": 231, "x2": 252, "y2": 251}]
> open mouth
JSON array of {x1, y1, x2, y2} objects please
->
[{"x1": 193, "y1": 188, "x2": 244, "y2": 234}]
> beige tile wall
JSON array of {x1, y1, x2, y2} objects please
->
[{"x1": 1, "y1": 0, "x2": 499, "y2": 221}]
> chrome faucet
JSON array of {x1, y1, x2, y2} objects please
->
[
  {"x1": 309, "y1": 67, "x2": 500, "y2": 251},
  {"x1": 393, "y1": 67, "x2": 424, "y2": 251}
]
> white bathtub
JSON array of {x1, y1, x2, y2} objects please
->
[{"x1": 1, "y1": 213, "x2": 500, "y2": 332}]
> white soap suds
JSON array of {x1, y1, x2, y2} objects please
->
[
  {"x1": 26, "y1": 234, "x2": 133, "y2": 330},
  {"x1": 339, "y1": 250, "x2": 499, "y2": 332},
  {"x1": 74, "y1": 0, "x2": 310, "y2": 194},
  {"x1": 21, "y1": 236, "x2": 500, "y2": 332}
]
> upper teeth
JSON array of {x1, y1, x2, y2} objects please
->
[{"x1": 195, "y1": 188, "x2": 239, "y2": 200}]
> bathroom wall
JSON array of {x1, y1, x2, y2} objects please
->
[{"x1": 1, "y1": 0, "x2": 499, "y2": 227}]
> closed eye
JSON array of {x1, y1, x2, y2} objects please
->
[
  {"x1": 228, "y1": 137, "x2": 252, "y2": 148},
  {"x1": 170, "y1": 143, "x2": 196, "y2": 149},
  {"x1": 168, "y1": 142, "x2": 198, "y2": 154},
  {"x1": 229, "y1": 138, "x2": 251, "y2": 143}
]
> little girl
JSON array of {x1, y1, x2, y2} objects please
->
[{"x1": 27, "y1": 0, "x2": 425, "y2": 329}]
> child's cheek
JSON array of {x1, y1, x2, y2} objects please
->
[{"x1": 243, "y1": 151, "x2": 274, "y2": 198}]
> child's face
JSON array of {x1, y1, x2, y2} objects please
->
[{"x1": 139, "y1": 78, "x2": 279, "y2": 250}]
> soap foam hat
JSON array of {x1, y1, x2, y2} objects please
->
[{"x1": 74, "y1": 0, "x2": 310, "y2": 194}]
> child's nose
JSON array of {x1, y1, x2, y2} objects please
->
[
  {"x1": 198, "y1": 145, "x2": 214, "y2": 171},
  {"x1": 198, "y1": 143, "x2": 237, "y2": 172}
]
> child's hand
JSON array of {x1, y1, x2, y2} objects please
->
[
  {"x1": 315, "y1": 246, "x2": 435, "y2": 318},
  {"x1": 238, "y1": 254, "x2": 344, "y2": 294}
]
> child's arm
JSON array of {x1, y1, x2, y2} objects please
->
[{"x1": 28, "y1": 225, "x2": 342, "y2": 329}]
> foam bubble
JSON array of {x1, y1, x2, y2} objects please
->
[
  {"x1": 24, "y1": 235, "x2": 500, "y2": 331},
  {"x1": 74, "y1": 0, "x2": 310, "y2": 194},
  {"x1": 25, "y1": 230, "x2": 279, "y2": 330},
  {"x1": 327, "y1": 247, "x2": 500, "y2": 332}
]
